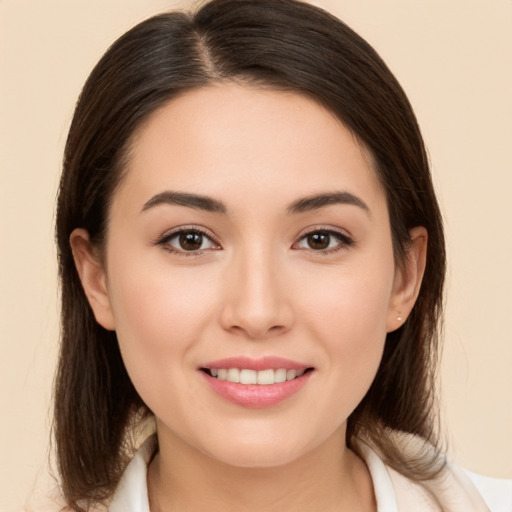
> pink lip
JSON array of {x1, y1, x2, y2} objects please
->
[
  {"x1": 199, "y1": 356, "x2": 314, "y2": 408},
  {"x1": 202, "y1": 356, "x2": 309, "y2": 371}
]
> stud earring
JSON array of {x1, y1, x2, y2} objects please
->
[{"x1": 397, "y1": 315, "x2": 403, "y2": 322}]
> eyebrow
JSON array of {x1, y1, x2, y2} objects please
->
[
  {"x1": 141, "y1": 191, "x2": 227, "y2": 214},
  {"x1": 141, "y1": 190, "x2": 370, "y2": 216},
  {"x1": 287, "y1": 192, "x2": 370, "y2": 216}
]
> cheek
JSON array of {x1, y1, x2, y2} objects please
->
[
  {"x1": 298, "y1": 255, "x2": 394, "y2": 408},
  {"x1": 301, "y1": 254, "x2": 394, "y2": 344},
  {"x1": 109, "y1": 247, "x2": 218, "y2": 329},
  {"x1": 105, "y1": 253, "x2": 219, "y2": 397}
]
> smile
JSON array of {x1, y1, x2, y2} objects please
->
[
  {"x1": 200, "y1": 357, "x2": 314, "y2": 407},
  {"x1": 205, "y1": 368, "x2": 308, "y2": 385}
]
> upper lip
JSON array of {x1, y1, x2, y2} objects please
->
[{"x1": 201, "y1": 356, "x2": 312, "y2": 371}]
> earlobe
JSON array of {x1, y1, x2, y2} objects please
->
[
  {"x1": 386, "y1": 226, "x2": 428, "y2": 333},
  {"x1": 70, "y1": 228, "x2": 116, "y2": 331}
]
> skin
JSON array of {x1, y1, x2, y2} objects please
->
[{"x1": 71, "y1": 83, "x2": 427, "y2": 512}]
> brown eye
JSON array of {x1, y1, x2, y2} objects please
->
[
  {"x1": 294, "y1": 229, "x2": 354, "y2": 252},
  {"x1": 159, "y1": 229, "x2": 219, "y2": 253},
  {"x1": 306, "y1": 232, "x2": 331, "y2": 250},
  {"x1": 179, "y1": 231, "x2": 204, "y2": 251}
]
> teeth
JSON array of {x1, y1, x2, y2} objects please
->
[
  {"x1": 227, "y1": 368, "x2": 240, "y2": 383},
  {"x1": 240, "y1": 369, "x2": 257, "y2": 384},
  {"x1": 275, "y1": 368, "x2": 287, "y2": 383},
  {"x1": 286, "y1": 369, "x2": 297, "y2": 380},
  {"x1": 210, "y1": 368, "x2": 307, "y2": 384},
  {"x1": 257, "y1": 369, "x2": 274, "y2": 385}
]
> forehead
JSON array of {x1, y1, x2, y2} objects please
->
[{"x1": 116, "y1": 83, "x2": 385, "y2": 215}]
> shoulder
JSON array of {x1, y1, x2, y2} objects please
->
[
  {"x1": 356, "y1": 434, "x2": 512, "y2": 512},
  {"x1": 387, "y1": 463, "x2": 512, "y2": 512},
  {"x1": 464, "y1": 469, "x2": 512, "y2": 512},
  {"x1": 24, "y1": 435, "x2": 153, "y2": 512},
  {"x1": 108, "y1": 435, "x2": 156, "y2": 512}
]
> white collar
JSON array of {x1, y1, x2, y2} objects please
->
[
  {"x1": 108, "y1": 435, "x2": 399, "y2": 512},
  {"x1": 108, "y1": 434, "x2": 512, "y2": 512},
  {"x1": 109, "y1": 436, "x2": 157, "y2": 512}
]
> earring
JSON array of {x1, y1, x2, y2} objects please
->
[{"x1": 397, "y1": 315, "x2": 403, "y2": 322}]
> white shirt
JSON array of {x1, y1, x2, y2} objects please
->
[{"x1": 109, "y1": 436, "x2": 512, "y2": 512}]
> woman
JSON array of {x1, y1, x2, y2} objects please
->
[{"x1": 53, "y1": 0, "x2": 511, "y2": 510}]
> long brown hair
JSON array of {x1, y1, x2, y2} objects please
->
[{"x1": 55, "y1": 0, "x2": 446, "y2": 510}]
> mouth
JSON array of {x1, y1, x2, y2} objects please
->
[
  {"x1": 199, "y1": 357, "x2": 315, "y2": 407},
  {"x1": 201, "y1": 367, "x2": 314, "y2": 385}
]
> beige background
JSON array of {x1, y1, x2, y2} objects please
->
[{"x1": 1, "y1": 0, "x2": 511, "y2": 510}]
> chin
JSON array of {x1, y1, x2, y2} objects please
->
[
  {"x1": 196, "y1": 429, "x2": 318, "y2": 469},
  {"x1": 209, "y1": 445, "x2": 303, "y2": 469}
]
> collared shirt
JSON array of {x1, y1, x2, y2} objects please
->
[{"x1": 109, "y1": 436, "x2": 512, "y2": 512}]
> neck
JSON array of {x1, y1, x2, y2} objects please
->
[{"x1": 147, "y1": 426, "x2": 375, "y2": 512}]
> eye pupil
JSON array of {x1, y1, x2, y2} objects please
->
[
  {"x1": 308, "y1": 232, "x2": 330, "y2": 250},
  {"x1": 179, "y1": 232, "x2": 203, "y2": 250}
]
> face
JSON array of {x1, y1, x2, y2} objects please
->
[{"x1": 73, "y1": 84, "x2": 424, "y2": 468}]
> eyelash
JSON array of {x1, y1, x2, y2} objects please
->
[
  {"x1": 156, "y1": 226, "x2": 220, "y2": 256},
  {"x1": 293, "y1": 228, "x2": 355, "y2": 254},
  {"x1": 155, "y1": 227, "x2": 355, "y2": 256}
]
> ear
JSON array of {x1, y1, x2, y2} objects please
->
[
  {"x1": 70, "y1": 228, "x2": 116, "y2": 331},
  {"x1": 386, "y1": 226, "x2": 427, "y2": 333}
]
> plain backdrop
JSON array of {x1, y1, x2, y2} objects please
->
[{"x1": 1, "y1": 0, "x2": 511, "y2": 510}]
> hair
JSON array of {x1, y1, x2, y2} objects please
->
[{"x1": 54, "y1": 0, "x2": 446, "y2": 510}]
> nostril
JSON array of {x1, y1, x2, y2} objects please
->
[{"x1": 269, "y1": 325, "x2": 286, "y2": 332}]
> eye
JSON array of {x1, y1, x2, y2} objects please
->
[
  {"x1": 158, "y1": 228, "x2": 220, "y2": 253},
  {"x1": 294, "y1": 229, "x2": 354, "y2": 252}
]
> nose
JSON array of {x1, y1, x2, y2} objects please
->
[{"x1": 220, "y1": 247, "x2": 294, "y2": 340}]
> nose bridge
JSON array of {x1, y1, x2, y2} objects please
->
[{"x1": 221, "y1": 240, "x2": 292, "y2": 338}]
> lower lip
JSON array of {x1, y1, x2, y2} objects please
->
[{"x1": 201, "y1": 371, "x2": 313, "y2": 408}]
